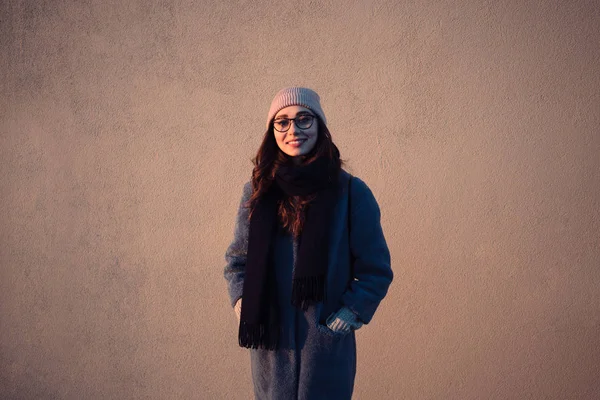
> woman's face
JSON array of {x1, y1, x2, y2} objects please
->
[{"x1": 272, "y1": 105, "x2": 319, "y2": 158}]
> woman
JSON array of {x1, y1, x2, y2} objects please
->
[{"x1": 224, "y1": 87, "x2": 393, "y2": 399}]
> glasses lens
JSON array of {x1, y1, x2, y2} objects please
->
[
  {"x1": 296, "y1": 115, "x2": 314, "y2": 129},
  {"x1": 274, "y1": 119, "x2": 290, "y2": 132}
]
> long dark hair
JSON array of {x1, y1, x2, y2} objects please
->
[{"x1": 246, "y1": 117, "x2": 344, "y2": 237}]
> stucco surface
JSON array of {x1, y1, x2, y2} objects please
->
[{"x1": 1, "y1": 0, "x2": 599, "y2": 399}]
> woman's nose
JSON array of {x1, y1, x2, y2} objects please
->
[{"x1": 288, "y1": 121, "x2": 298, "y2": 135}]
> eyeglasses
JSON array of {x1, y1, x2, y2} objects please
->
[{"x1": 273, "y1": 114, "x2": 316, "y2": 132}]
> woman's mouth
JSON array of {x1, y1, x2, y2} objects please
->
[{"x1": 287, "y1": 139, "x2": 307, "y2": 147}]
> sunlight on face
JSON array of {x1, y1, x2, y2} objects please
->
[{"x1": 273, "y1": 105, "x2": 318, "y2": 158}]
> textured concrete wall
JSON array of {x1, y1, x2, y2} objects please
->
[{"x1": 1, "y1": 0, "x2": 599, "y2": 399}]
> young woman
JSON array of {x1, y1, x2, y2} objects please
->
[{"x1": 224, "y1": 87, "x2": 393, "y2": 399}]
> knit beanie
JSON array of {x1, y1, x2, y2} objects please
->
[{"x1": 266, "y1": 87, "x2": 327, "y2": 129}]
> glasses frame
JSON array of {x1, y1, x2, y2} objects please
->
[{"x1": 272, "y1": 114, "x2": 316, "y2": 132}]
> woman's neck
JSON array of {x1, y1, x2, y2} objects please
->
[{"x1": 291, "y1": 156, "x2": 305, "y2": 166}]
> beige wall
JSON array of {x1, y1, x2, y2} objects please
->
[{"x1": 1, "y1": 0, "x2": 599, "y2": 399}]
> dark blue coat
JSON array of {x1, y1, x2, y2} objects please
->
[{"x1": 224, "y1": 169, "x2": 393, "y2": 399}]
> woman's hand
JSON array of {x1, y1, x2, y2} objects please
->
[
  {"x1": 326, "y1": 306, "x2": 363, "y2": 333},
  {"x1": 234, "y1": 298, "x2": 242, "y2": 322}
]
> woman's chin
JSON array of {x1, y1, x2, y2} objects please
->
[{"x1": 285, "y1": 149, "x2": 304, "y2": 157}]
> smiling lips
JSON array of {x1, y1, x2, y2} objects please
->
[{"x1": 287, "y1": 138, "x2": 307, "y2": 147}]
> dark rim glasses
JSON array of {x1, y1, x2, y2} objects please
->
[{"x1": 273, "y1": 114, "x2": 316, "y2": 132}]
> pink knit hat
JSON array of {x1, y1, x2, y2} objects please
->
[{"x1": 266, "y1": 87, "x2": 327, "y2": 129}]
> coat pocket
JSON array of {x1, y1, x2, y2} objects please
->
[{"x1": 315, "y1": 322, "x2": 352, "y2": 338}]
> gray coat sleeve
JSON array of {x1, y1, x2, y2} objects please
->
[
  {"x1": 223, "y1": 181, "x2": 252, "y2": 308},
  {"x1": 341, "y1": 176, "x2": 393, "y2": 324}
]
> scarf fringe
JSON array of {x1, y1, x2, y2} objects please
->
[
  {"x1": 291, "y1": 275, "x2": 327, "y2": 311},
  {"x1": 238, "y1": 321, "x2": 280, "y2": 350}
]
